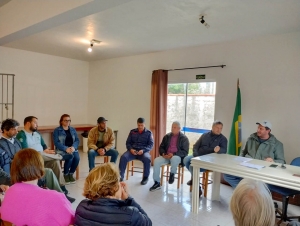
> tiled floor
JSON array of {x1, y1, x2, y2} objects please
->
[{"x1": 67, "y1": 150, "x2": 300, "y2": 226}]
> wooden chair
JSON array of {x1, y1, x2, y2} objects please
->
[
  {"x1": 126, "y1": 160, "x2": 144, "y2": 180},
  {"x1": 189, "y1": 170, "x2": 213, "y2": 197},
  {"x1": 95, "y1": 156, "x2": 109, "y2": 165},
  {"x1": 160, "y1": 164, "x2": 184, "y2": 189}
]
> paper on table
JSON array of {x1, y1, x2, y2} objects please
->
[
  {"x1": 234, "y1": 156, "x2": 252, "y2": 163},
  {"x1": 240, "y1": 162, "x2": 265, "y2": 170}
]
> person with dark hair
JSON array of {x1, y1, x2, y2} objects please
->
[
  {"x1": 0, "y1": 148, "x2": 75, "y2": 225},
  {"x1": 16, "y1": 116, "x2": 68, "y2": 195},
  {"x1": 183, "y1": 120, "x2": 227, "y2": 196},
  {"x1": 75, "y1": 163, "x2": 152, "y2": 226},
  {"x1": 224, "y1": 120, "x2": 285, "y2": 188},
  {"x1": 53, "y1": 114, "x2": 80, "y2": 184},
  {"x1": 0, "y1": 119, "x2": 21, "y2": 174},
  {"x1": 119, "y1": 118, "x2": 154, "y2": 185},
  {"x1": 87, "y1": 117, "x2": 119, "y2": 171}
]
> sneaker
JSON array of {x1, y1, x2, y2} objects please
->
[
  {"x1": 65, "y1": 195, "x2": 76, "y2": 203},
  {"x1": 69, "y1": 174, "x2": 76, "y2": 184},
  {"x1": 187, "y1": 179, "x2": 192, "y2": 186},
  {"x1": 120, "y1": 177, "x2": 124, "y2": 182},
  {"x1": 61, "y1": 186, "x2": 68, "y2": 195},
  {"x1": 140, "y1": 177, "x2": 149, "y2": 185},
  {"x1": 199, "y1": 186, "x2": 203, "y2": 197},
  {"x1": 64, "y1": 174, "x2": 70, "y2": 185},
  {"x1": 169, "y1": 173, "x2": 175, "y2": 184},
  {"x1": 149, "y1": 181, "x2": 161, "y2": 191}
]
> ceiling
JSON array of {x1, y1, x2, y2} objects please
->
[{"x1": 1, "y1": 0, "x2": 300, "y2": 61}]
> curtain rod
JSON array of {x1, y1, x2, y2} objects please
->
[{"x1": 166, "y1": 65, "x2": 226, "y2": 71}]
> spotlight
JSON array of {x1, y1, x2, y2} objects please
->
[
  {"x1": 199, "y1": 15, "x2": 210, "y2": 28},
  {"x1": 88, "y1": 43, "x2": 93, "y2": 52},
  {"x1": 87, "y1": 39, "x2": 101, "y2": 52}
]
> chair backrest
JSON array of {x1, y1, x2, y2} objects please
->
[{"x1": 290, "y1": 157, "x2": 300, "y2": 166}]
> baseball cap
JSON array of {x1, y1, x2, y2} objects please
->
[
  {"x1": 256, "y1": 120, "x2": 272, "y2": 130},
  {"x1": 97, "y1": 117, "x2": 108, "y2": 123}
]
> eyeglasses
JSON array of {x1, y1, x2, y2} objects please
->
[{"x1": 63, "y1": 120, "x2": 71, "y2": 122}]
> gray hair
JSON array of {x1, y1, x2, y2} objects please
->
[
  {"x1": 172, "y1": 121, "x2": 181, "y2": 128},
  {"x1": 230, "y1": 178, "x2": 275, "y2": 226}
]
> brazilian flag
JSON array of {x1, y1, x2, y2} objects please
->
[{"x1": 228, "y1": 79, "x2": 242, "y2": 155}]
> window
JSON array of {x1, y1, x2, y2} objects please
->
[{"x1": 167, "y1": 82, "x2": 216, "y2": 153}]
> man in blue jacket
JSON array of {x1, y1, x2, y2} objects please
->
[
  {"x1": 183, "y1": 120, "x2": 227, "y2": 196},
  {"x1": 119, "y1": 118, "x2": 154, "y2": 185}
]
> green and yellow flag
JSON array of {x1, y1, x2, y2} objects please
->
[{"x1": 228, "y1": 79, "x2": 242, "y2": 155}]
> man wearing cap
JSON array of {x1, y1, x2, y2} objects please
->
[
  {"x1": 87, "y1": 117, "x2": 119, "y2": 171},
  {"x1": 119, "y1": 118, "x2": 154, "y2": 185},
  {"x1": 224, "y1": 120, "x2": 285, "y2": 188}
]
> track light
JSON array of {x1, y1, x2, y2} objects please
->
[
  {"x1": 199, "y1": 15, "x2": 210, "y2": 28},
  {"x1": 88, "y1": 43, "x2": 93, "y2": 52},
  {"x1": 87, "y1": 39, "x2": 101, "y2": 53}
]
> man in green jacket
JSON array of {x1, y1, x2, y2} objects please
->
[{"x1": 224, "y1": 120, "x2": 285, "y2": 188}]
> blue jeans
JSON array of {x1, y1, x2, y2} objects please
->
[
  {"x1": 223, "y1": 174, "x2": 243, "y2": 189},
  {"x1": 62, "y1": 151, "x2": 80, "y2": 175},
  {"x1": 119, "y1": 151, "x2": 151, "y2": 180},
  {"x1": 152, "y1": 155, "x2": 181, "y2": 183},
  {"x1": 183, "y1": 155, "x2": 206, "y2": 177},
  {"x1": 88, "y1": 148, "x2": 119, "y2": 171}
]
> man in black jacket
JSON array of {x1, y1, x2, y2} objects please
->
[
  {"x1": 149, "y1": 121, "x2": 189, "y2": 191},
  {"x1": 183, "y1": 120, "x2": 227, "y2": 196}
]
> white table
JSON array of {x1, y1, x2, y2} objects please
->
[{"x1": 191, "y1": 153, "x2": 300, "y2": 213}]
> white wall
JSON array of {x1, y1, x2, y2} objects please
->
[
  {"x1": 0, "y1": 46, "x2": 89, "y2": 145},
  {"x1": 89, "y1": 32, "x2": 300, "y2": 163}
]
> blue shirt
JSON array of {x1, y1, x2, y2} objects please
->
[{"x1": 126, "y1": 128, "x2": 154, "y2": 153}]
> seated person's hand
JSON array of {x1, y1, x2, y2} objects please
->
[
  {"x1": 0, "y1": 185, "x2": 9, "y2": 192},
  {"x1": 66, "y1": 147, "x2": 73, "y2": 154},
  {"x1": 44, "y1": 149, "x2": 55, "y2": 154},
  {"x1": 97, "y1": 148, "x2": 105, "y2": 156},
  {"x1": 168, "y1": 153, "x2": 173, "y2": 158},
  {"x1": 130, "y1": 149, "x2": 137, "y2": 155},
  {"x1": 120, "y1": 182, "x2": 129, "y2": 200},
  {"x1": 214, "y1": 146, "x2": 220, "y2": 153},
  {"x1": 265, "y1": 157, "x2": 274, "y2": 162},
  {"x1": 70, "y1": 146, "x2": 75, "y2": 152},
  {"x1": 137, "y1": 150, "x2": 143, "y2": 155}
]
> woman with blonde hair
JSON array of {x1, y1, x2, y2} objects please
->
[
  {"x1": 75, "y1": 163, "x2": 152, "y2": 226},
  {"x1": 230, "y1": 178, "x2": 275, "y2": 226},
  {"x1": 0, "y1": 148, "x2": 74, "y2": 226}
]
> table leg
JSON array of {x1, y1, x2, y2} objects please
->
[
  {"x1": 211, "y1": 171, "x2": 221, "y2": 201},
  {"x1": 192, "y1": 166, "x2": 200, "y2": 213}
]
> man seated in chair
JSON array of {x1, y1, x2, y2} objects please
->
[
  {"x1": 87, "y1": 117, "x2": 119, "y2": 171},
  {"x1": 149, "y1": 121, "x2": 189, "y2": 191},
  {"x1": 16, "y1": 116, "x2": 68, "y2": 194},
  {"x1": 119, "y1": 118, "x2": 154, "y2": 185},
  {"x1": 183, "y1": 120, "x2": 227, "y2": 196},
  {"x1": 224, "y1": 120, "x2": 285, "y2": 189}
]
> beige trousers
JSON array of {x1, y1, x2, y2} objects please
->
[{"x1": 42, "y1": 155, "x2": 65, "y2": 186}]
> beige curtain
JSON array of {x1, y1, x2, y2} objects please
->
[{"x1": 150, "y1": 70, "x2": 168, "y2": 164}]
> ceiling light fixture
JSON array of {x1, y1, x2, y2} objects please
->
[
  {"x1": 199, "y1": 14, "x2": 210, "y2": 28},
  {"x1": 87, "y1": 39, "x2": 101, "y2": 52}
]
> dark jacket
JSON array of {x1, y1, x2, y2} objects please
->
[
  {"x1": 74, "y1": 197, "x2": 152, "y2": 226},
  {"x1": 240, "y1": 133, "x2": 285, "y2": 164},
  {"x1": 159, "y1": 132, "x2": 189, "y2": 158},
  {"x1": 0, "y1": 138, "x2": 22, "y2": 172},
  {"x1": 193, "y1": 131, "x2": 227, "y2": 157},
  {"x1": 126, "y1": 128, "x2": 154, "y2": 153}
]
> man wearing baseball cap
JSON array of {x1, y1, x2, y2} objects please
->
[
  {"x1": 224, "y1": 120, "x2": 285, "y2": 188},
  {"x1": 87, "y1": 117, "x2": 119, "y2": 171}
]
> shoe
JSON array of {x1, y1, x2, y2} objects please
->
[
  {"x1": 61, "y1": 186, "x2": 68, "y2": 195},
  {"x1": 69, "y1": 174, "x2": 76, "y2": 184},
  {"x1": 64, "y1": 174, "x2": 70, "y2": 185},
  {"x1": 149, "y1": 181, "x2": 161, "y2": 191},
  {"x1": 169, "y1": 173, "x2": 175, "y2": 184},
  {"x1": 120, "y1": 177, "x2": 124, "y2": 182},
  {"x1": 199, "y1": 187, "x2": 203, "y2": 197},
  {"x1": 66, "y1": 195, "x2": 76, "y2": 203},
  {"x1": 187, "y1": 179, "x2": 192, "y2": 186},
  {"x1": 140, "y1": 177, "x2": 149, "y2": 185}
]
